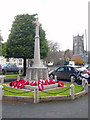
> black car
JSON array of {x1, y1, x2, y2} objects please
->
[
  {"x1": 49, "y1": 66, "x2": 82, "y2": 82},
  {"x1": 2, "y1": 63, "x2": 19, "y2": 74}
]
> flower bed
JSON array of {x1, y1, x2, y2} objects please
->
[{"x1": 9, "y1": 79, "x2": 64, "y2": 91}]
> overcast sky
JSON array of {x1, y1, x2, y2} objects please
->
[{"x1": 0, "y1": 0, "x2": 88, "y2": 51}]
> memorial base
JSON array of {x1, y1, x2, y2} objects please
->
[{"x1": 26, "y1": 67, "x2": 48, "y2": 81}]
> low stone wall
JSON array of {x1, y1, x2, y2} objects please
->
[
  {"x1": 44, "y1": 83, "x2": 59, "y2": 89},
  {"x1": 39, "y1": 95, "x2": 71, "y2": 102},
  {"x1": 3, "y1": 95, "x2": 34, "y2": 103},
  {"x1": 2, "y1": 90, "x2": 87, "y2": 103},
  {"x1": 75, "y1": 91, "x2": 87, "y2": 98},
  {"x1": 24, "y1": 83, "x2": 59, "y2": 90},
  {"x1": 24, "y1": 85, "x2": 37, "y2": 90}
]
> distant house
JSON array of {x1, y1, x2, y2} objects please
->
[
  {"x1": 0, "y1": 56, "x2": 23, "y2": 67},
  {"x1": 0, "y1": 56, "x2": 35, "y2": 68}
]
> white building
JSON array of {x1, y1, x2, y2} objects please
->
[{"x1": 0, "y1": 56, "x2": 23, "y2": 67}]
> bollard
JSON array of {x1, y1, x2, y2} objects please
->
[
  {"x1": 0, "y1": 76, "x2": 5, "y2": 84},
  {"x1": 34, "y1": 69, "x2": 39, "y2": 103},
  {"x1": 34, "y1": 87, "x2": 39, "y2": 103},
  {"x1": 70, "y1": 84, "x2": 75, "y2": 100},
  {"x1": 82, "y1": 78, "x2": 86, "y2": 87},
  {"x1": 84, "y1": 80, "x2": 88, "y2": 93},
  {"x1": 0, "y1": 85, "x2": 3, "y2": 101},
  {"x1": 71, "y1": 76, "x2": 75, "y2": 83},
  {"x1": 54, "y1": 75, "x2": 57, "y2": 81}
]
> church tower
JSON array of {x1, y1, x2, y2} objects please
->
[{"x1": 73, "y1": 34, "x2": 84, "y2": 57}]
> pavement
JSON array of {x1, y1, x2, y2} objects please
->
[{"x1": 2, "y1": 95, "x2": 88, "y2": 118}]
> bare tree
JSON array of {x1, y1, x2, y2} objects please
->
[
  {"x1": 64, "y1": 49, "x2": 73, "y2": 59},
  {"x1": 45, "y1": 40, "x2": 64, "y2": 66}
]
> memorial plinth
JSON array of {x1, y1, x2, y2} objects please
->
[{"x1": 26, "y1": 67, "x2": 48, "y2": 81}]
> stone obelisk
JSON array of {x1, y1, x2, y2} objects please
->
[
  {"x1": 33, "y1": 17, "x2": 43, "y2": 67},
  {"x1": 26, "y1": 17, "x2": 48, "y2": 81}
]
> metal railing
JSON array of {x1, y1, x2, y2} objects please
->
[
  {"x1": 41, "y1": 87, "x2": 71, "y2": 94},
  {"x1": 3, "y1": 87, "x2": 33, "y2": 94}
]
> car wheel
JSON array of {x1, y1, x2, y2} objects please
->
[
  {"x1": 70, "y1": 75, "x2": 76, "y2": 82},
  {"x1": 49, "y1": 74, "x2": 54, "y2": 79}
]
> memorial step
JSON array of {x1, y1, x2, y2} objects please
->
[{"x1": 24, "y1": 83, "x2": 59, "y2": 90}]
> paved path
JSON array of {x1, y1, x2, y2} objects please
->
[{"x1": 2, "y1": 95, "x2": 88, "y2": 118}]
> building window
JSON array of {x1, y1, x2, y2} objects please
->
[
  {"x1": 6, "y1": 58, "x2": 9, "y2": 62},
  {"x1": 19, "y1": 59, "x2": 23, "y2": 65}
]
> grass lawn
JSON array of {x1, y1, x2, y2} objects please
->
[
  {"x1": 3, "y1": 83, "x2": 83, "y2": 97},
  {"x1": 0, "y1": 74, "x2": 23, "y2": 78}
]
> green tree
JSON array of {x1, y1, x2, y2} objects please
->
[
  {"x1": 4, "y1": 14, "x2": 49, "y2": 76},
  {"x1": 2, "y1": 42, "x2": 7, "y2": 56}
]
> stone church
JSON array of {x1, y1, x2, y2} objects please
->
[
  {"x1": 73, "y1": 34, "x2": 88, "y2": 63},
  {"x1": 73, "y1": 34, "x2": 84, "y2": 57}
]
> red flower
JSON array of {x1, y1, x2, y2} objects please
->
[
  {"x1": 10, "y1": 81, "x2": 17, "y2": 88},
  {"x1": 30, "y1": 81, "x2": 36, "y2": 86},
  {"x1": 44, "y1": 80, "x2": 49, "y2": 85},
  {"x1": 16, "y1": 82, "x2": 24, "y2": 89},
  {"x1": 38, "y1": 84, "x2": 44, "y2": 91},
  {"x1": 9, "y1": 79, "x2": 29, "y2": 89},
  {"x1": 58, "y1": 82, "x2": 64, "y2": 87},
  {"x1": 52, "y1": 79, "x2": 57, "y2": 84}
]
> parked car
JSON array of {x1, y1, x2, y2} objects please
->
[
  {"x1": 49, "y1": 65, "x2": 87, "y2": 82},
  {"x1": 77, "y1": 71, "x2": 90, "y2": 84},
  {"x1": 82, "y1": 68, "x2": 90, "y2": 84},
  {"x1": 1, "y1": 63, "x2": 19, "y2": 74},
  {"x1": 87, "y1": 65, "x2": 90, "y2": 72},
  {"x1": 84, "y1": 64, "x2": 90, "y2": 69}
]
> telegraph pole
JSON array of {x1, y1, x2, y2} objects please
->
[
  {"x1": 85, "y1": 29, "x2": 88, "y2": 55},
  {"x1": 85, "y1": 29, "x2": 88, "y2": 63}
]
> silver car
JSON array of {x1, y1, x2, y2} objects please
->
[{"x1": 2, "y1": 63, "x2": 19, "y2": 74}]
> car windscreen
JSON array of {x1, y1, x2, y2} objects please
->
[{"x1": 74, "y1": 67, "x2": 87, "y2": 71}]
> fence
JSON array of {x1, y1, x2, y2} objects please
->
[{"x1": 0, "y1": 80, "x2": 88, "y2": 103}]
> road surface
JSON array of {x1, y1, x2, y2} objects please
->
[{"x1": 2, "y1": 95, "x2": 88, "y2": 118}]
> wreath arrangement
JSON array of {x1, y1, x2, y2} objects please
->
[
  {"x1": 9, "y1": 79, "x2": 29, "y2": 89},
  {"x1": 9, "y1": 79, "x2": 64, "y2": 91}
]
